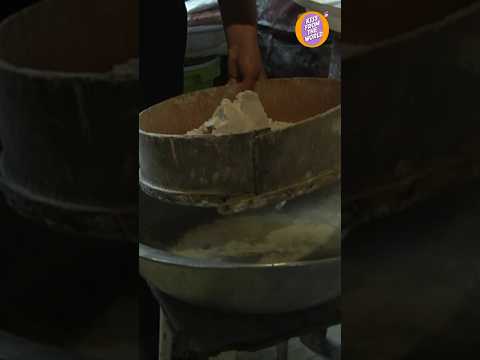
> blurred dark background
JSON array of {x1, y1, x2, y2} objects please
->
[
  {"x1": 0, "y1": 0, "x2": 336, "y2": 359},
  {"x1": 0, "y1": 1, "x2": 40, "y2": 21},
  {"x1": 1, "y1": 0, "x2": 480, "y2": 359},
  {"x1": 0, "y1": 1, "x2": 138, "y2": 359},
  {"x1": 0, "y1": 192, "x2": 138, "y2": 359}
]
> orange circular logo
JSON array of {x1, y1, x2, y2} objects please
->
[{"x1": 295, "y1": 11, "x2": 330, "y2": 48}]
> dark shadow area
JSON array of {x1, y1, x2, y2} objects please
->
[
  {"x1": 342, "y1": 179, "x2": 480, "y2": 359},
  {"x1": 0, "y1": 191, "x2": 139, "y2": 359},
  {"x1": 0, "y1": 0, "x2": 139, "y2": 359},
  {"x1": 341, "y1": 0, "x2": 480, "y2": 358}
]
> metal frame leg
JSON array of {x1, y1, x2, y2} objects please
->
[
  {"x1": 276, "y1": 341, "x2": 289, "y2": 360},
  {"x1": 301, "y1": 327, "x2": 341, "y2": 359},
  {"x1": 159, "y1": 307, "x2": 174, "y2": 360}
]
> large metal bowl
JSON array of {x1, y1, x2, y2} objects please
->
[
  {"x1": 140, "y1": 245, "x2": 340, "y2": 314},
  {"x1": 139, "y1": 182, "x2": 341, "y2": 314}
]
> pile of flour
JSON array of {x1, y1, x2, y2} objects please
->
[
  {"x1": 187, "y1": 90, "x2": 291, "y2": 135},
  {"x1": 169, "y1": 214, "x2": 340, "y2": 264},
  {"x1": 163, "y1": 184, "x2": 341, "y2": 264}
]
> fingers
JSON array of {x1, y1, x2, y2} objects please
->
[
  {"x1": 237, "y1": 63, "x2": 266, "y2": 91},
  {"x1": 225, "y1": 79, "x2": 241, "y2": 99},
  {"x1": 237, "y1": 60, "x2": 264, "y2": 91},
  {"x1": 237, "y1": 77, "x2": 257, "y2": 92},
  {"x1": 228, "y1": 46, "x2": 239, "y2": 82},
  {"x1": 227, "y1": 46, "x2": 266, "y2": 92}
]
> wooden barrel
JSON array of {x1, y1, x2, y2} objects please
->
[
  {"x1": 0, "y1": 0, "x2": 139, "y2": 239},
  {"x1": 139, "y1": 78, "x2": 341, "y2": 213}
]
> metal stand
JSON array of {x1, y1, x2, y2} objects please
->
[
  {"x1": 159, "y1": 308, "x2": 174, "y2": 360},
  {"x1": 152, "y1": 289, "x2": 340, "y2": 360},
  {"x1": 301, "y1": 328, "x2": 341, "y2": 360},
  {"x1": 276, "y1": 341, "x2": 289, "y2": 360},
  {"x1": 158, "y1": 303, "x2": 341, "y2": 360}
]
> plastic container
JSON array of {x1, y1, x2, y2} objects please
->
[
  {"x1": 183, "y1": 56, "x2": 222, "y2": 93},
  {"x1": 186, "y1": 24, "x2": 227, "y2": 58}
]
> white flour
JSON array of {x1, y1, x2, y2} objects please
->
[
  {"x1": 159, "y1": 185, "x2": 341, "y2": 264},
  {"x1": 170, "y1": 213, "x2": 340, "y2": 264},
  {"x1": 187, "y1": 90, "x2": 291, "y2": 135}
]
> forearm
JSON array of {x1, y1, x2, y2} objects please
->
[
  {"x1": 218, "y1": 0, "x2": 257, "y2": 27},
  {"x1": 218, "y1": 0, "x2": 259, "y2": 49},
  {"x1": 218, "y1": 0, "x2": 265, "y2": 90}
]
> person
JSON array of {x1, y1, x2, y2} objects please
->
[
  {"x1": 140, "y1": 1, "x2": 265, "y2": 359},
  {"x1": 141, "y1": 0, "x2": 265, "y2": 109}
]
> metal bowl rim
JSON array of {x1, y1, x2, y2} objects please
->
[{"x1": 139, "y1": 242, "x2": 340, "y2": 269}]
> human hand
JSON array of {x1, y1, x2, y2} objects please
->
[{"x1": 225, "y1": 24, "x2": 266, "y2": 92}]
